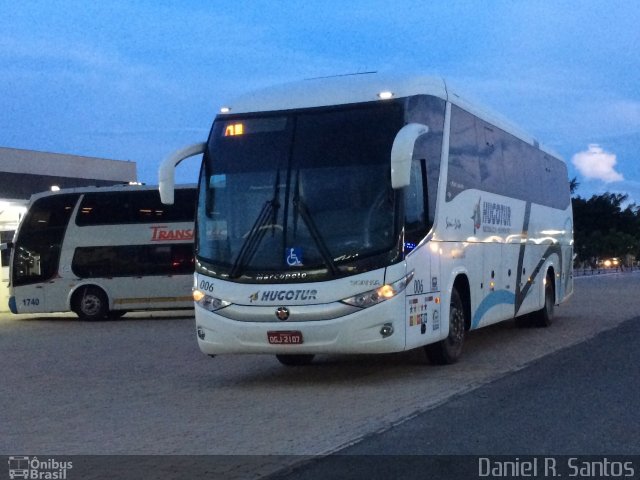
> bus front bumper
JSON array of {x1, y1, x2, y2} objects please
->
[{"x1": 194, "y1": 295, "x2": 406, "y2": 355}]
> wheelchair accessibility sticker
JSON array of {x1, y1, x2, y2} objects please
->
[{"x1": 286, "y1": 247, "x2": 303, "y2": 267}]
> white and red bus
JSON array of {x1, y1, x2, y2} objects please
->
[{"x1": 6, "y1": 184, "x2": 196, "y2": 319}]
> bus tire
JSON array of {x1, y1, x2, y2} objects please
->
[
  {"x1": 276, "y1": 354, "x2": 315, "y2": 366},
  {"x1": 425, "y1": 287, "x2": 466, "y2": 365},
  {"x1": 533, "y1": 273, "x2": 555, "y2": 327},
  {"x1": 73, "y1": 287, "x2": 109, "y2": 321}
]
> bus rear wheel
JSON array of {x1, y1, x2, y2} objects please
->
[
  {"x1": 276, "y1": 354, "x2": 315, "y2": 366},
  {"x1": 425, "y1": 287, "x2": 466, "y2": 365},
  {"x1": 73, "y1": 287, "x2": 109, "y2": 321},
  {"x1": 533, "y1": 273, "x2": 555, "y2": 327}
]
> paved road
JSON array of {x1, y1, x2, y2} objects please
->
[
  {"x1": 1, "y1": 272, "x2": 639, "y2": 479},
  {"x1": 271, "y1": 315, "x2": 640, "y2": 479}
]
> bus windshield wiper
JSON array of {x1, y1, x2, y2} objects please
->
[
  {"x1": 229, "y1": 171, "x2": 281, "y2": 278},
  {"x1": 293, "y1": 186, "x2": 339, "y2": 277}
]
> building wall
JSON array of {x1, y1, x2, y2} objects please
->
[
  {"x1": 0, "y1": 171, "x2": 124, "y2": 200},
  {"x1": 0, "y1": 147, "x2": 138, "y2": 208}
]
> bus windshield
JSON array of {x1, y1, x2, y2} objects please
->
[
  {"x1": 12, "y1": 193, "x2": 79, "y2": 287},
  {"x1": 197, "y1": 101, "x2": 405, "y2": 280}
]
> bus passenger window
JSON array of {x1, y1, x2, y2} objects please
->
[
  {"x1": 447, "y1": 106, "x2": 481, "y2": 200},
  {"x1": 404, "y1": 159, "x2": 428, "y2": 244}
]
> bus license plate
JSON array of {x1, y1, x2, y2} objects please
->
[{"x1": 267, "y1": 331, "x2": 303, "y2": 345}]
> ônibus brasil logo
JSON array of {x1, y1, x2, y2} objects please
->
[{"x1": 8, "y1": 456, "x2": 73, "y2": 479}]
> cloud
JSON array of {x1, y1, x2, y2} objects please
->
[{"x1": 571, "y1": 144, "x2": 624, "y2": 183}]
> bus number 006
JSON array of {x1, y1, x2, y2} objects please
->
[{"x1": 199, "y1": 280, "x2": 215, "y2": 293}]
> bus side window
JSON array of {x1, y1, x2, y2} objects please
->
[
  {"x1": 405, "y1": 94, "x2": 445, "y2": 224},
  {"x1": 478, "y1": 125, "x2": 505, "y2": 194},
  {"x1": 543, "y1": 155, "x2": 571, "y2": 210},
  {"x1": 404, "y1": 159, "x2": 428, "y2": 244},
  {"x1": 500, "y1": 134, "x2": 527, "y2": 200},
  {"x1": 447, "y1": 106, "x2": 481, "y2": 200}
]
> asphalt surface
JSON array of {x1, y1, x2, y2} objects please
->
[
  {"x1": 1, "y1": 271, "x2": 639, "y2": 479},
  {"x1": 270, "y1": 315, "x2": 640, "y2": 479}
]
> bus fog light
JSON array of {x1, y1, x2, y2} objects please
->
[
  {"x1": 380, "y1": 323, "x2": 394, "y2": 338},
  {"x1": 197, "y1": 326, "x2": 206, "y2": 340}
]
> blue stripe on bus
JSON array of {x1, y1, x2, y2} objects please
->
[
  {"x1": 471, "y1": 290, "x2": 516, "y2": 329},
  {"x1": 8, "y1": 296, "x2": 17, "y2": 314}
]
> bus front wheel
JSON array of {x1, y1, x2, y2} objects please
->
[
  {"x1": 73, "y1": 287, "x2": 109, "y2": 321},
  {"x1": 425, "y1": 287, "x2": 466, "y2": 365}
]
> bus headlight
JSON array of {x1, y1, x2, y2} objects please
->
[
  {"x1": 341, "y1": 271, "x2": 414, "y2": 309},
  {"x1": 192, "y1": 289, "x2": 231, "y2": 312}
]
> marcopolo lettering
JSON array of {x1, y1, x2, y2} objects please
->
[
  {"x1": 482, "y1": 202, "x2": 512, "y2": 227},
  {"x1": 255, "y1": 272, "x2": 308, "y2": 281},
  {"x1": 260, "y1": 289, "x2": 318, "y2": 302},
  {"x1": 150, "y1": 225, "x2": 194, "y2": 241}
]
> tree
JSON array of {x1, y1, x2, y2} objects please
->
[
  {"x1": 569, "y1": 177, "x2": 580, "y2": 195},
  {"x1": 572, "y1": 191, "x2": 640, "y2": 265}
]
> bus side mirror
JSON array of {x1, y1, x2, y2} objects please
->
[
  {"x1": 158, "y1": 142, "x2": 207, "y2": 204},
  {"x1": 390, "y1": 123, "x2": 429, "y2": 189}
]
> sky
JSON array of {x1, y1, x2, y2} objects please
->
[{"x1": 2, "y1": 0, "x2": 640, "y2": 203}]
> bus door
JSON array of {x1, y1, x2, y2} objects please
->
[
  {"x1": 1, "y1": 231, "x2": 14, "y2": 312},
  {"x1": 9, "y1": 241, "x2": 54, "y2": 314}
]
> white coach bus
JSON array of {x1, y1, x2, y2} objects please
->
[
  {"x1": 6, "y1": 184, "x2": 196, "y2": 319},
  {"x1": 159, "y1": 73, "x2": 573, "y2": 365}
]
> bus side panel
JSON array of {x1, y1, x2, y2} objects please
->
[
  {"x1": 561, "y1": 240, "x2": 574, "y2": 301},
  {"x1": 10, "y1": 284, "x2": 47, "y2": 313},
  {"x1": 509, "y1": 240, "x2": 542, "y2": 317},
  {"x1": 404, "y1": 242, "x2": 445, "y2": 350},
  {"x1": 11, "y1": 261, "x2": 76, "y2": 314},
  {"x1": 513, "y1": 202, "x2": 549, "y2": 318},
  {"x1": 437, "y1": 239, "x2": 483, "y2": 332},
  {"x1": 146, "y1": 274, "x2": 195, "y2": 309},
  {"x1": 434, "y1": 192, "x2": 572, "y2": 328},
  {"x1": 60, "y1": 220, "x2": 195, "y2": 313},
  {"x1": 100, "y1": 278, "x2": 151, "y2": 311},
  {"x1": 482, "y1": 242, "x2": 507, "y2": 325},
  {"x1": 557, "y1": 206, "x2": 574, "y2": 304},
  {"x1": 523, "y1": 203, "x2": 573, "y2": 312},
  {"x1": 434, "y1": 189, "x2": 523, "y2": 330}
]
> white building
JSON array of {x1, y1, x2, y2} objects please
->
[{"x1": 0, "y1": 147, "x2": 137, "y2": 312}]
